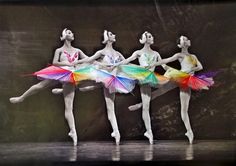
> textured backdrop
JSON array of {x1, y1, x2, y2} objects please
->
[{"x1": 0, "y1": 0, "x2": 235, "y2": 142}]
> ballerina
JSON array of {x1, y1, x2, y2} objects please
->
[
  {"x1": 117, "y1": 31, "x2": 166, "y2": 144},
  {"x1": 128, "y1": 35, "x2": 215, "y2": 144},
  {"x1": 9, "y1": 28, "x2": 89, "y2": 145},
  {"x1": 69, "y1": 30, "x2": 130, "y2": 145}
]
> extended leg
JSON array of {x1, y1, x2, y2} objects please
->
[
  {"x1": 140, "y1": 85, "x2": 153, "y2": 144},
  {"x1": 63, "y1": 83, "x2": 77, "y2": 146},
  {"x1": 103, "y1": 88, "x2": 120, "y2": 145},
  {"x1": 180, "y1": 88, "x2": 194, "y2": 144},
  {"x1": 10, "y1": 80, "x2": 55, "y2": 104},
  {"x1": 129, "y1": 82, "x2": 177, "y2": 111}
]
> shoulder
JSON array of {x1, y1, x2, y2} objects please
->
[
  {"x1": 96, "y1": 49, "x2": 103, "y2": 54},
  {"x1": 76, "y1": 48, "x2": 83, "y2": 53},
  {"x1": 174, "y1": 52, "x2": 183, "y2": 58},
  {"x1": 94, "y1": 49, "x2": 104, "y2": 57},
  {"x1": 54, "y1": 48, "x2": 62, "y2": 54},
  {"x1": 153, "y1": 51, "x2": 160, "y2": 57},
  {"x1": 190, "y1": 54, "x2": 198, "y2": 59},
  {"x1": 115, "y1": 50, "x2": 123, "y2": 56},
  {"x1": 133, "y1": 50, "x2": 141, "y2": 56}
]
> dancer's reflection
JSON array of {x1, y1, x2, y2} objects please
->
[
  {"x1": 68, "y1": 146, "x2": 78, "y2": 161},
  {"x1": 111, "y1": 145, "x2": 120, "y2": 161},
  {"x1": 144, "y1": 144, "x2": 153, "y2": 161},
  {"x1": 185, "y1": 144, "x2": 194, "y2": 160}
]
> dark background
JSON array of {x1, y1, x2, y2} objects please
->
[{"x1": 0, "y1": 0, "x2": 235, "y2": 143}]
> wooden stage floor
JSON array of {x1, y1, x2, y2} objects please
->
[{"x1": 0, "y1": 140, "x2": 235, "y2": 165}]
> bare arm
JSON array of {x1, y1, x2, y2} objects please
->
[
  {"x1": 152, "y1": 53, "x2": 181, "y2": 67},
  {"x1": 78, "y1": 49, "x2": 88, "y2": 59},
  {"x1": 75, "y1": 50, "x2": 102, "y2": 64},
  {"x1": 191, "y1": 55, "x2": 203, "y2": 72},
  {"x1": 116, "y1": 51, "x2": 126, "y2": 61},
  {"x1": 117, "y1": 51, "x2": 139, "y2": 65},
  {"x1": 155, "y1": 51, "x2": 169, "y2": 70}
]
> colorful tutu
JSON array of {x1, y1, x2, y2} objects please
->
[
  {"x1": 119, "y1": 64, "x2": 169, "y2": 87},
  {"x1": 164, "y1": 66, "x2": 217, "y2": 90},
  {"x1": 92, "y1": 65, "x2": 136, "y2": 94},
  {"x1": 32, "y1": 65, "x2": 96, "y2": 85}
]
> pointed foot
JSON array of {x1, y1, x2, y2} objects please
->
[
  {"x1": 9, "y1": 97, "x2": 24, "y2": 104},
  {"x1": 185, "y1": 131, "x2": 194, "y2": 144},
  {"x1": 144, "y1": 130, "x2": 153, "y2": 145},
  {"x1": 111, "y1": 131, "x2": 120, "y2": 145},
  {"x1": 52, "y1": 88, "x2": 63, "y2": 95},
  {"x1": 128, "y1": 103, "x2": 142, "y2": 111},
  {"x1": 68, "y1": 131, "x2": 78, "y2": 146}
]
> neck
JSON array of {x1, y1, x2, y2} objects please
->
[
  {"x1": 105, "y1": 41, "x2": 113, "y2": 49},
  {"x1": 142, "y1": 43, "x2": 151, "y2": 51},
  {"x1": 181, "y1": 47, "x2": 189, "y2": 54},
  {"x1": 63, "y1": 40, "x2": 72, "y2": 49}
]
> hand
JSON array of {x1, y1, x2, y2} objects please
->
[
  {"x1": 145, "y1": 64, "x2": 154, "y2": 70},
  {"x1": 65, "y1": 62, "x2": 74, "y2": 67},
  {"x1": 114, "y1": 62, "x2": 121, "y2": 67},
  {"x1": 109, "y1": 65, "x2": 116, "y2": 70},
  {"x1": 71, "y1": 60, "x2": 78, "y2": 66}
]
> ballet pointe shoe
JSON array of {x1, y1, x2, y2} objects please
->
[
  {"x1": 185, "y1": 131, "x2": 194, "y2": 144},
  {"x1": 9, "y1": 97, "x2": 24, "y2": 104},
  {"x1": 144, "y1": 130, "x2": 153, "y2": 145},
  {"x1": 52, "y1": 88, "x2": 63, "y2": 95},
  {"x1": 68, "y1": 131, "x2": 78, "y2": 146},
  {"x1": 111, "y1": 131, "x2": 120, "y2": 145},
  {"x1": 128, "y1": 103, "x2": 142, "y2": 111}
]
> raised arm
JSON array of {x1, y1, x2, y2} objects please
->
[
  {"x1": 117, "y1": 51, "x2": 139, "y2": 65},
  {"x1": 52, "y1": 49, "x2": 72, "y2": 66}
]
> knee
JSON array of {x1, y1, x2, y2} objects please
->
[
  {"x1": 181, "y1": 112, "x2": 188, "y2": 121},
  {"x1": 142, "y1": 103, "x2": 150, "y2": 110},
  {"x1": 142, "y1": 109, "x2": 150, "y2": 118},
  {"x1": 65, "y1": 110, "x2": 72, "y2": 118},
  {"x1": 107, "y1": 110, "x2": 115, "y2": 121},
  {"x1": 65, "y1": 105, "x2": 73, "y2": 111}
]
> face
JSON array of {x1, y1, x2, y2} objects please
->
[
  {"x1": 145, "y1": 32, "x2": 154, "y2": 44},
  {"x1": 108, "y1": 31, "x2": 116, "y2": 42},
  {"x1": 65, "y1": 29, "x2": 74, "y2": 41},
  {"x1": 178, "y1": 36, "x2": 191, "y2": 48}
]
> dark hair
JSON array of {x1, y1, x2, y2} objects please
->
[{"x1": 176, "y1": 37, "x2": 181, "y2": 45}]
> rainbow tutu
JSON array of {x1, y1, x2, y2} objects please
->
[
  {"x1": 119, "y1": 64, "x2": 169, "y2": 87},
  {"x1": 164, "y1": 66, "x2": 217, "y2": 90},
  {"x1": 32, "y1": 65, "x2": 96, "y2": 84}
]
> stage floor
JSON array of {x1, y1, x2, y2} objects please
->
[{"x1": 0, "y1": 140, "x2": 235, "y2": 165}]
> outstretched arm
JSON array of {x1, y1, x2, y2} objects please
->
[
  {"x1": 117, "y1": 51, "x2": 139, "y2": 65},
  {"x1": 116, "y1": 51, "x2": 126, "y2": 61},
  {"x1": 152, "y1": 53, "x2": 180, "y2": 68},
  {"x1": 75, "y1": 50, "x2": 102, "y2": 64},
  {"x1": 78, "y1": 49, "x2": 89, "y2": 59},
  {"x1": 156, "y1": 51, "x2": 169, "y2": 71}
]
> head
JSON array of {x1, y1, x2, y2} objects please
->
[
  {"x1": 60, "y1": 28, "x2": 74, "y2": 41},
  {"x1": 139, "y1": 31, "x2": 154, "y2": 45},
  {"x1": 177, "y1": 35, "x2": 191, "y2": 48},
  {"x1": 102, "y1": 30, "x2": 116, "y2": 44}
]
